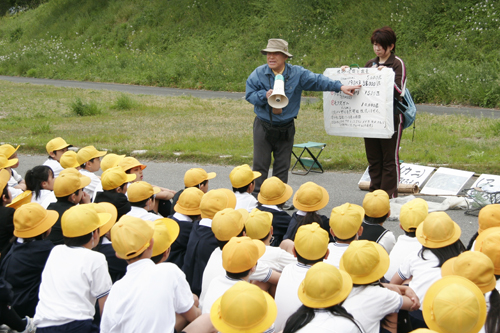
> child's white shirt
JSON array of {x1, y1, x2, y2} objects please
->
[
  {"x1": 384, "y1": 235, "x2": 422, "y2": 281},
  {"x1": 342, "y1": 284, "x2": 403, "y2": 333},
  {"x1": 79, "y1": 169, "x2": 102, "y2": 199},
  {"x1": 31, "y1": 189, "x2": 57, "y2": 209},
  {"x1": 397, "y1": 249, "x2": 441, "y2": 310},
  {"x1": 259, "y1": 245, "x2": 297, "y2": 272},
  {"x1": 295, "y1": 310, "x2": 364, "y2": 333},
  {"x1": 234, "y1": 191, "x2": 258, "y2": 212},
  {"x1": 7, "y1": 169, "x2": 22, "y2": 187},
  {"x1": 324, "y1": 242, "x2": 350, "y2": 268},
  {"x1": 100, "y1": 260, "x2": 193, "y2": 333},
  {"x1": 34, "y1": 245, "x2": 112, "y2": 327},
  {"x1": 274, "y1": 262, "x2": 312, "y2": 332},
  {"x1": 43, "y1": 158, "x2": 63, "y2": 178},
  {"x1": 201, "y1": 275, "x2": 241, "y2": 314},
  {"x1": 479, "y1": 280, "x2": 500, "y2": 333},
  {"x1": 126, "y1": 206, "x2": 163, "y2": 221}
]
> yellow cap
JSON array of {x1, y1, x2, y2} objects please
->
[
  {"x1": 400, "y1": 198, "x2": 428, "y2": 232},
  {"x1": 53, "y1": 168, "x2": 91, "y2": 197},
  {"x1": 222, "y1": 236, "x2": 265, "y2": 273},
  {"x1": 478, "y1": 204, "x2": 500, "y2": 234},
  {"x1": 101, "y1": 154, "x2": 126, "y2": 172},
  {"x1": 210, "y1": 281, "x2": 277, "y2": 333},
  {"x1": 294, "y1": 222, "x2": 329, "y2": 260},
  {"x1": 152, "y1": 218, "x2": 180, "y2": 257},
  {"x1": 7, "y1": 191, "x2": 32, "y2": 209},
  {"x1": 0, "y1": 144, "x2": 19, "y2": 159},
  {"x1": 475, "y1": 226, "x2": 500, "y2": 274},
  {"x1": 200, "y1": 189, "x2": 237, "y2": 219},
  {"x1": 293, "y1": 182, "x2": 329, "y2": 212},
  {"x1": 257, "y1": 176, "x2": 293, "y2": 205},
  {"x1": 410, "y1": 330, "x2": 440, "y2": 333},
  {"x1": 76, "y1": 145, "x2": 107, "y2": 165},
  {"x1": 127, "y1": 181, "x2": 160, "y2": 202},
  {"x1": 244, "y1": 209, "x2": 273, "y2": 240},
  {"x1": 13, "y1": 202, "x2": 58, "y2": 238},
  {"x1": 363, "y1": 189, "x2": 390, "y2": 218},
  {"x1": 46, "y1": 137, "x2": 71, "y2": 154},
  {"x1": 340, "y1": 240, "x2": 389, "y2": 284},
  {"x1": 441, "y1": 251, "x2": 496, "y2": 293},
  {"x1": 0, "y1": 169, "x2": 10, "y2": 194},
  {"x1": 59, "y1": 151, "x2": 80, "y2": 169},
  {"x1": 89, "y1": 202, "x2": 118, "y2": 237},
  {"x1": 212, "y1": 208, "x2": 248, "y2": 241},
  {"x1": 298, "y1": 262, "x2": 352, "y2": 308},
  {"x1": 0, "y1": 154, "x2": 18, "y2": 169},
  {"x1": 101, "y1": 166, "x2": 136, "y2": 191},
  {"x1": 229, "y1": 164, "x2": 261, "y2": 188},
  {"x1": 184, "y1": 168, "x2": 216, "y2": 187},
  {"x1": 118, "y1": 156, "x2": 146, "y2": 172},
  {"x1": 111, "y1": 215, "x2": 155, "y2": 259},
  {"x1": 62, "y1": 204, "x2": 111, "y2": 237},
  {"x1": 423, "y1": 276, "x2": 486, "y2": 333},
  {"x1": 329, "y1": 203, "x2": 365, "y2": 240},
  {"x1": 174, "y1": 187, "x2": 204, "y2": 216},
  {"x1": 416, "y1": 212, "x2": 461, "y2": 248}
]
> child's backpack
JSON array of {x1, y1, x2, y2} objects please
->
[{"x1": 395, "y1": 87, "x2": 417, "y2": 140}]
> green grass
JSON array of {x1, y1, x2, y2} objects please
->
[
  {"x1": 1, "y1": 80, "x2": 499, "y2": 174},
  {"x1": 0, "y1": 0, "x2": 499, "y2": 108},
  {"x1": 70, "y1": 97, "x2": 102, "y2": 116}
]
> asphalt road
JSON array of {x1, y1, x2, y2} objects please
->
[{"x1": 2, "y1": 74, "x2": 491, "y2": 245}]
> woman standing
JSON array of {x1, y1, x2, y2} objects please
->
[{"x1": 364, "y1": 26, "x2": 406, "y2": 198}]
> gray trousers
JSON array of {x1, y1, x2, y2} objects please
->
[{"x1": 252, "y1": 117, "x2": 295, "y2": 194}]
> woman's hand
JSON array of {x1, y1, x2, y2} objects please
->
[{"x1": 340, "y1": 65, "x2": 350, "y2": 71}]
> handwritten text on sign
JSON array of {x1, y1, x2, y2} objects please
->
[{"x1": 323, "y1": 67, "x2": 395, "y2": 139}]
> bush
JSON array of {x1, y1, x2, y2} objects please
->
[
  {"x1": 70, "y1": 98, "x2": 102, "y2": 116},
  {"x1": 30, "y1": 122, "x2": 51, "y2": 135},
  {"x1": 112, "y1": 94, "x2": 137, "y2": 110}
]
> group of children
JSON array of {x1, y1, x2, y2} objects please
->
[{"x1": 0, "y1": 137, "x2": 498, "y2": 333}]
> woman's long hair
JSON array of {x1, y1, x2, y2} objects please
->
[{"x1": 418, "y1": 239, "x2": 465, "y2": 267}]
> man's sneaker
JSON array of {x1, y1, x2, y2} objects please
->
[{"x1": 19, "y1": 317, "x2": 36, "y2": 333}]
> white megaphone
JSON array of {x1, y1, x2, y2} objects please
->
[{"x1": 268, "y1": 74, "x2": 289, "y2": 110}]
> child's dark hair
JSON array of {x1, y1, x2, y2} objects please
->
[
  {"x1": 80, "y1": 157, "x2": 96, "y2": 169},
  {"x1": 1, "y1": 186, "x2": 10, "y2": 206},
  {"x1": 216, "y1": 228, "x2": 245, "y2": 250},
  {"x1": 288, "y1": 212, "x2": 328, "y2": 241},
  {"x1": 404, "y1": 229, "x2": 416, "y2": 238},
  {"x1": 295, "y1": 248, "x2": 325, "y2": 266},
  {"x1": 334, "y1": 233, "x2": 357, "y2": 243},
  {"x1": 187, "y1": 179, "x2": 208, "y2": 190},
  {"x1": 64, "y1": 231, "x2": 93, "y2": 247},
  {"x1": 25, "y1": 165, "x2": 53, "y2": 200},
  {"x1": 103, "y1": 183, "x2": 127, "y2": 193},
  {"x1": 283, "y1": 304, "x2": 363, "y2": 333},
  {"x1": 226, "y1": 268, "x2": 252, "y2": 280},
  {"x1": 370, "y1": 26, "x2": 397, "y2": 53},
  {"x1": 466, "y1": 231, "x2": 479, "y2": 251},
  {"x1": 151, "y1": 252, "x2": 165, "y2": 264},
  {"x1": 418, "y1": 239, "x2": 465, "y2": 267},
  {"x1": 130, "y1": 196, "x2": 154, "y2": 209},
  {"x1": 364, "y1": 213, "x2": 389, "y2": 224},
  {"x1": 260, "y1": 232, "x2": 271, "y2": 243},
  {"x1": 232, "y1": 180, "x2": 254, "y2": 194},
  {"x1": 56, "y1": 189, "x2": 81, "y2": 202},
  {"x1": 485, "y1": 287, "x2": 500, "y2": 333}
]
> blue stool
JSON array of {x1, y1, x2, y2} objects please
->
[{"x1": 291, "y1": 142, "x2": 326, "y2": 175}]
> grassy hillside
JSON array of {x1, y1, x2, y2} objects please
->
[{"x1": 0, "y1": 0, "x2": 499, "y2": 107}]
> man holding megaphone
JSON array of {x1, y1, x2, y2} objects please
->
[{"x1": 246, "y1": 38, "x2": 361, "y2": 198}]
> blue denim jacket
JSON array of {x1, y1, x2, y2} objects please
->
[{"x1": 245, "y1": 63, "x2": 343, "y2": 125}]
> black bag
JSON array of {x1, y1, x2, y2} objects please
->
[{"x1": 261, "y1": 120, "x2": 294, "y2": 142}]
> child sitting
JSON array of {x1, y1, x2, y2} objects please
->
[
  {"x1": 167, "y1": 187, "x2": 204, "y2": 268},
  {"x1": 150, "y1": 218, "x2": 180, "y2": 264},
  {"x1": 0, "y1": 144, "x2": 26, "y2": 192},
  {"x1": 76, "y1": 146, "x2": 107, "y2": 199},
  {"x1": 256, "y1": 176, "x2": 293, "y2": 247},
  {"x1": 126, "y1": 181, "x2": 162, "y2": 221},
  {"x1": 94, "y1": 166, "x2": 136, "y2": 219},
  {"x1": 34, "y1": 204, "x2": 113, "y2": 332},
  {"x1": 324, "y1": 203, "x2": 365, "y2": 268},
  {"x1": 170, "y1": 168, "x2": 216, "y2": 215},
  {"x1": 384, "y1": 198, "x2": 428, "y2": 281},
  {"x1": 42, "y1": 137, "x2": 71, "y2": 178},
  {"x1": 100, "y1": 154, "x2": 125, "y2": 172},
  {"x1": 0, "y1": 153, "x2": 23, "y2": 199},
  {"x1": 359, "y1": 189, "x2": 396, "y2": 253},
  {"x1": 0, "y1": 203, "x2": 57, "y2": 318},
  {"x1": 59, "y1": 151, "x2": 80, "y2": 170},
  {"x1": 229, "y1": 164, "x2": 260, "y2": 212},
  {"x1": 100, "y1": 215, "x2": 200, "y2": 332},
  {"x1": 46, "y1": 168, "x2": 91, "y2": 245},
  {"x1": 25, "y1": 166, "x2": 56, "y2": 209},
  {"x1": 0, "y1": 169, "x2": 15, "y2": 255}
]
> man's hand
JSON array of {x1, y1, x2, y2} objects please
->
[
  {"x1": 266, "y1": 89, "x2": 273, "y2": 99},
  {"x1": 340, "y1": 85, "x2": 362, "y2": 96}
]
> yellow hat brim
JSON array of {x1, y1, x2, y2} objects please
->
[
  {"x1": 339, "y1": 242, "x2": 390, "y2": 285},
  {"x1": 7, "y1": 191, "x2": 32, "y2": 209},
  {"x1": 13, "y1": 209, "x2": 59, "y2": 238},
  {"x1": 258, "y1": 183, "x2": 293, "y2": 205},
  {"x1": 298, "y1": 269, "x2": 353, "y2": 308},
  {"x1": 152, "y1": 218, "x2": 181, "y2": 257},
  {"x1": 416, "y1": 220, "x2": 461, "y2": 248},
  {"x1": 441, "y1": 257, "x2": 497, "y2": 294},
  {"x1": 210, "y1": 288, "x2": 277, "y2": 333},
  {"x1": 293, "y1": 185, "x2": 329, "y2": 212}
]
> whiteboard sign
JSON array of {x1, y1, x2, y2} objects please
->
[
  {"x1": 471, "y1": 174, "x2": 500, "y2": 192},
  {"x1": 323, "y1": 67, "x2": 395, "y2": 139},
  {"x1": 358, "y1": 163, "x2": 435, "y2": 187},
  {"x1": 420, "y1": 167, "x2": 475, "y2": 195}
]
